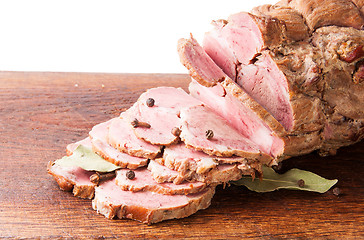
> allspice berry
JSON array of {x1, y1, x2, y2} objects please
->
[
  {"x1": 297, "y1": 179, "x2": 305, "y2": 188},
  {"x1": 126, "y1": 170, "x2": 135, "y2": 180},
  {"x1": 171, "y1": 127, "x2": 181, "y2": 137},
  {"x1": 146, "y1": 98, "x2": 155, "y2": 107}
]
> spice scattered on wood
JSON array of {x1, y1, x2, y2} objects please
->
[
  {"x1": 131, "y1": 118, "x2": 151, "y2": 128},
  {"x1": 297, "y1": 179, "x2": 305, "y2": 188},
  {"x1": 126, "y1": 170, "x2": 135, "y2": 180},
  {"x1": 146, "y1": 98, "x2": 155, "y2": 107},
  {"x1": 90, "y1": 171, "x2": 116, "y2": 186},
  {"x1": 205, "y1": 129, "x2": 214, "y2": 140},
  {"x1": 333, "y1": 187, "x2": 341, "y2": 196},
  {"x1": 171, "y1": 127, "x2": 181, "y2": 137}
]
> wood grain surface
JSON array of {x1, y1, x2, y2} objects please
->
[{"x1": 0, "y1": 71, "x2": 363, "y2": 239}]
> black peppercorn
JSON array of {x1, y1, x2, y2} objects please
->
[
  {"x1": 333, "y1": 187, "x2": 341, "y2": 196},
  {"x1": 171, "y1": 127, "x2": 181, "y2": 137},
  {"x1": 146, "y1": 98, "x2": 155, "y2": 107},
  {"x1": 297, "y1": 179, "x2": 305, "y2": 188},
  {"x1": 126, "y1": 170, "x2": 135, "y2": 180}
]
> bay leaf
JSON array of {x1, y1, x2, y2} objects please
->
[
  {"x1": 233, "y1": 166, "x2": 338, "y2": 193},
  {"x1": 55, "y1": 145, "x2": 120, "y2": 172}
]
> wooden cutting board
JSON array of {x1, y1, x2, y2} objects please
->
[{"x1": 1, "y1": 71, "x2": 363, "y2": 239}]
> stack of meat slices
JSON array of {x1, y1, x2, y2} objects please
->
[
  {"x1": 48, "y1": 0, "x2": 364, "y2": 224},
  {"x1": 48, "y1": 87, "x2": 264, "y2": 224}
]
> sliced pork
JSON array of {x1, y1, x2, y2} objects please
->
[
  {"x1": 115, "y1": 167, "x2": 207, "y2": 195},
  {"x1": 180, "y1": 105, "x2": 272, "y2": 164},
  {"x1": 92, "y1": 180, "x2": 215, "y2": 224},
  {"x1": 148, "y1": 159, "x2": 249, "y2": 185},
  {"x1": 89, "y1": 119, "x2": 148, "y2": 169},
  {"x1": 162, "y1": 143, "x2": 260, "y2": 176},
  {"x1": 124, "y1": 87, "x2": 202, "y2": 146},
  {"x1": 203, "y1": 12, "x2": 286, "y2": 80},
  {"x1": 47, "y1": 161, "x2": 95, "y2": 199},
  {"x1": 108, "y1": 115, "x2": 161, "y2": 159},
  {"x1": 179, "y1": 0, "x2": 364, "y2": 158}
]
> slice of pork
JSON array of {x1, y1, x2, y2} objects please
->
[
  {"x1": 89, "y1": 119, "x2": 148, "y2": 169},
  {"x1": 163, "y1": 143, "x2": 260, "y2": 176},
  {"x1": 179, "y1": 105, "x2": 272, "y2": 164},
  {"x1": 108, "y1": 115, "x2": 161, "y2": 159},
  {"x1": 178, "y1": 36, "x2": 327, "y2": 159},
  {"x1": 125, "y1": 87, "x2": 202, "y2": 146},
  {"x1": 178, "y1": 36, "x2": 226, "y2": 87},
  {"x1": 178, "y1": 36, "x2": 285, "y2": 160},
  {"x1": 148, "y1": 159, "x2": 247, "y2": 185},
  {"x1": 115, "y1": 167, "x2": 207, "y2": 195},
  {"x1": 92, "y1": 180, "x2": 215, "y2": 224},
  {"x1": 47, "y1": 161, "x2": 95, "y2": 199}
]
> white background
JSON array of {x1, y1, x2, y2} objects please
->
[{"x1": 0, "y1": 0, "x2": 276, "y2": 74}]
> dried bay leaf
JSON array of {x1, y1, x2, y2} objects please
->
[
  {"x1": 233, "y1": 166, "x2": 338, "y2": 193},
  {"x1": 55, "y1": 145, "x2": 120, "y2": 172}
]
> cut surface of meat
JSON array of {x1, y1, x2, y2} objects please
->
[
  {"x1": 163, "y1": 143, "x2": 260, "y2": 175},
  {"x1": 236, "y1": 51, "x2": 293, "y2": 131},
  {"x1": 108, "y1": 115, "x2": 161, "y2": 159},
  {"x1": 189, "y1": 80, "x2": 284, "y2": 158},
  {"x1": 47, "y1": 161, "x2": 95, "y2": 199},
  {"x1": 148, "y1": 160, "x2": 186, "y2": 184},
  {"x1": 125, "y1": 87, "x2": 202, "y2": 146},
  {"x1": 115, "y1": 167, "x2": 207, "y2": 195},
  {"x1": 180, "y1": 105, "x2": 271, "y2": 163},
  {"x1": 178, "y1": 36, "x2": 226, "y2": 87},
  {"x1": 92, "y1": 180, "x2": 215, "y2": 224},
  {"x1": 202, "y1": 12, "x2": 286, "y2": 81},
  {"x1": 89, "y1": 119, "x2": 148, "y2": 169},
  {"x1": 202, "y1": 21, "x2": 237, "y2": 80},
  {"x1": 163, "y1": 143, "x2": 218, "y2": 175},
  {"x1": 149, "y1": 159, "x2": 249, "y2": 185},
  {"x1": 178, "y1": 37, "x2": 285, "y2": 159}
]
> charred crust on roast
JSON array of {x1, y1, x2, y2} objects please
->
[{"x1": 353, "y1": 60, "x2": 364, "y2": 84}]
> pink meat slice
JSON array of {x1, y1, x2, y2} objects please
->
[
  {"x1": 125, "y1": 87, "x2": 202, "y2": 146},
  {"x1": 203, "y1": 12, "x2": 285, "y2": 79},
  {"x1": 202, "y1": 20, "x2": 237, "y2": 80},
  {"x1": 47, "y1": 161, "x2": 95, "y2": 199},
  {"x1": 178, "y1": 36, "x2": 226, "y2": 87},
  {"x1": 92, "y1": 179, "x2": 215, "y2": 224},
  {"x1": 89, "y1": 119, "x2": 148, "y2": 169},
  {"x1": 148, "y1": 159, "x2": 186, "y2": 184},
  {"x1": 108, "y1": 115, "x2": 161, "y2": 159},
  {"x1": 236, "y1": 51, "x2": 294, "y2": 131},
  {"x1": 148, "y1": 159, "x2": 246, "y2": 185},
  {"x1": 178, "y1": 36, "x2": 284, "y2": 160},
  {"x1": 189, "y1": 80, "x2": 284, "y2": 159},
  {"x1": 163, "y1": 143, "x2": 260, "y2": 175},
  {"x1": 66, "y1": 137, "x2": 92, "y2": 156},
  {"x1": 180, "y1": 105, "x2": 271, "y2": 161},
  {"x1": 115, "y1": 167, "x2": 206, "y2": 195}
]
